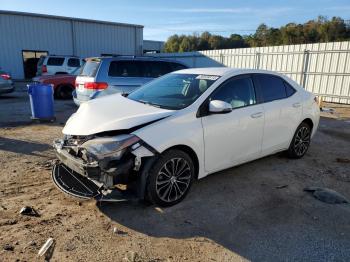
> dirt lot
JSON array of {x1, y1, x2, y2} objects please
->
[{"x1": 0, "y1": 84, "x2": 349, "y2": 262}]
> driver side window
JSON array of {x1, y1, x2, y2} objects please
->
[{"x1": 212, "y1": 76, "x2": 256, "y2": 109}]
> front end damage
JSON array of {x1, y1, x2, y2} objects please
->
[{"x1": 52, "y1": 134, "x2": 156, "y2": 201}]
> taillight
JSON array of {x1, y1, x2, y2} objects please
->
[
  {"x1": 84, "y1": 82, "x2": 108, "y2": 90},
  {"x1": 42, "y1": 65, "x2": 47, "y2": 73},
  {"x1": 0, "y1": 74, "x2": 11, "y2": 80}
]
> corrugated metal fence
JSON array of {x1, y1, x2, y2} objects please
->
[{"x1": 148, "y1": 41, "x2": 350, "y2": 104}]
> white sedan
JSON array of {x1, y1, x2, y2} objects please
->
[{"x1": 53, "y1": 68, "x2": 320, "y2": 206}]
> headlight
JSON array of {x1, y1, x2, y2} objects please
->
[{"x1": 80, "y1": 134, "x2": 140, "y2": 160}]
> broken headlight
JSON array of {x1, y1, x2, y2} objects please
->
[{"x1": 80, "y1": 134, "x2": 140, "y2": 160}]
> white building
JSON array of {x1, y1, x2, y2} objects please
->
[{"x1": 0, "y1": 10, "x2": 144, "y2": 79}]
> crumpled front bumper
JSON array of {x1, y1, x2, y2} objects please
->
[
  {"x1": 53, "y1": 139, "x2": 99, "y2": 177},
  {"x1": 52, "y1": 138, "x2": 156, "y2": 200}
]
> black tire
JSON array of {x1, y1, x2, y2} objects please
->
[
  {"x1": 55, "y1": 85, "x2": 73, "y2": 99},
  {"x1": 288, "y1": 122, "x2": 312, "y2": 158},
  {"x1": 146, "y1": 149, "x2": 194, "y2": 207}
]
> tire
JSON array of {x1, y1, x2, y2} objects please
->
[
  {"x1": 288, "y1": 122, "x2": 312, "y2": 159},
  {"x1": 146, "y1": 149, "x2": 195, "y2": 207},
  {"x1": 55, "y1": 85, "x2": 73, "y2": 99}
]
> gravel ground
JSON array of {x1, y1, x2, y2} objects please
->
[{"x1": 0, "y1": 83, "x2": 349, "y2": 262}]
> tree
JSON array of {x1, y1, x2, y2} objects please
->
[
  {"x1": 164, "y1": 34, "x2": 180, "y2": 52},
  {"x1": 163, "y1": 16, "x2": 350, "y2": 52}
]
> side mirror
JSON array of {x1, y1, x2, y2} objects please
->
[{"x1": 208, "y1": 100, "x2": 232, "y2": 114}]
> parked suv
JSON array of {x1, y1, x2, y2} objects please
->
[
  {"x1": 73, "y1": 56, "x2": 188, "y2": 106},
  {"x1": 37, "y1": 55, "x2": 84, "y2": 76}
]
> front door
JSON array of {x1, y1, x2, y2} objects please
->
[{"x1": 201, "y1": 75, "x2": 265, "y2": 173}]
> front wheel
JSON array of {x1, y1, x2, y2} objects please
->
[
  {"x1": 146, "y1": 150, "x2": 194, "y2": 207},
  {"x1": 288, "y1": 122, "x2": 311, "y2": 158}
]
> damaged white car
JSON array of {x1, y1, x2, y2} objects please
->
[{"x1": 52, "y1": 68, "x2": 320, "y2": 206}]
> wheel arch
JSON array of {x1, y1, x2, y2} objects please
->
[
  {"x1": 301, "y1": 118, "x2": 314, "y2": 131},
  {"x1": 55, "y1": 83, "x2": 74, "y2": 98},
  {"x1": 162, "y1": 144, "x2": 200, "y2": 179}
]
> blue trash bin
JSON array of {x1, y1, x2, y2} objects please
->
[{"x1": 27, "y1": 83, "x2": 55, "y2": 121}]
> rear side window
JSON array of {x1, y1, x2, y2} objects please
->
[
  {"x1": 47, "y1": 57, "x2": 64, "y2": 66},
  {"x1": 284, "y1": 81, "x2": 296, "y2": 97},
  {"x1": 143, "y1": 61, "x2": 170, "y2": 78},
  {"x1": 68, "y1": 58, "x2": 80, "y2": 67},
  {"x1": 109, "y1": 61, "x2": 141, "y2": 77},
  {"x1": 80, "y1": 60, "x2": 100, "y2": 77},
  {"x1": 256, "y1": 74, "x2": 287, "y2": 102}
]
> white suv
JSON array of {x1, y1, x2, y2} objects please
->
[{"x1": 37, "y1": 55, "x2": 84, "y2": 76}]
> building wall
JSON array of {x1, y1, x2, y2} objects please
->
[
  {"x1": 143, "y1": 40, "x2": 164, "y2": 53},
  {"x1": 0, "y1": 11, "x2": 143, "y2": 79},
  {"x1": 73, "y1": 21, "x2": 143, "y2": 58},
  {"x1": 147, "y1": 41, "x2": 350, "y2": 104}
]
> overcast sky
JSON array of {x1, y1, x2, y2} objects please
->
[{"x1": 1, "y1": 0, "x2": 350, "y2": 41}]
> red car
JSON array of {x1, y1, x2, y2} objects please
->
[{"x1": 32, "y1": 69, "x2": 79, "y2": 99}]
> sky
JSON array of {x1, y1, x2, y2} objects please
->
[{"x1": 1, "y1": 0, "x2": 350, "y2": 41}]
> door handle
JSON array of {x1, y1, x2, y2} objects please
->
[
  {"x1": 251, "y1": 112, "x2": 263, "y2": 118},
  {"x1": 293, "y1": 102, "x2": 301, "y2": 108}
]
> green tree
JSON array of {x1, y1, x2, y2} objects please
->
[{"x1": 163, "y1": 15, "x2": 350, "y2": 52}]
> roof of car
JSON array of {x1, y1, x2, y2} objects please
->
[
  {"x1": 174, "y1": 67, "x2": 285, "y2": 77},
  {"x1": 88, "y1": 56, "x2": 182, "y2": 61},
  {"x1": 85, "y1": 56, "x2": 187, "y2": 66}
]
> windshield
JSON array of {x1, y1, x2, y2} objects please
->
[{"x1": 128, "y1": 73, "x2": 220, "y2": 110}]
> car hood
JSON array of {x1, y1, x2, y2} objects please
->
[{"x1": 63, "y1": 94, "x2": 174, "y2": 136}]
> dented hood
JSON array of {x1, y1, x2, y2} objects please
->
[{"x1": 63, "y1": 93, "x2": 174, "y2": 136}]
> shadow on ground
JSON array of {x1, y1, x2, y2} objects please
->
[
  {"x1": 0, "y1": 95, "x2": 18, "y2": 100},
  {"x1": 98, "y1": 153, "x2": 350, "y2": 261},
  {"x1": 0, "y1": 137, "x2": 51, "y2": 156}
]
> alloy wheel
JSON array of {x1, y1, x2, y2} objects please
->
[
  {"x1": 156, "y1": 157, "x2": 192, "y2": 203},
  {"x1": 293, "y1": 126, "x2": 310, "y2": 156}
]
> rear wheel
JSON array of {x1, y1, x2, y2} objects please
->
[
  {"x1": 55, "y1": 85, "x2": 73, "y2": 99},
  {"x1": 146, "y1": 150, "x2": 194, "y2": 207},
  {"x1": 288, "y1": 122, "x2": 311, "y2": 158}
]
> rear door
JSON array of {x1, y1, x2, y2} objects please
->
[
  {"x1": 141, "y1": 61, "x2": 173, "y2": 84},
  {"x1": 253, "y1": 74, "x2": 302, "y2": 155},
  {"x1": 107, "y1": 60, "x2": 145, "y2": 94}
]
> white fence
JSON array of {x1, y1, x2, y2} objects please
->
[{"x1": 148, "y1": 41, "x2": 350, "y2": 104}]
